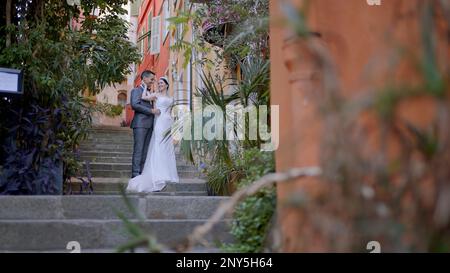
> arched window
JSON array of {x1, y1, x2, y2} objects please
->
[{"x1": 117, "y1": 92, "x2": 127, "y2": 107}]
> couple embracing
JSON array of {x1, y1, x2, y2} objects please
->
[{"x1": 126, "y1": 70, "x2": 179, "y2": 193}]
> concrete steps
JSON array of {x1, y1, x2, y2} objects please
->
[
  {"x1": 80, "y1": 152, "x2": 187, "y2": 162},
  {"x1": 75, "y1": 127, "x2": 204, "y2": 194},
  {"x1": 0, "y1": 195, "x2": 231, "y2": 251},
  {"x1": 0, "y1": 219, "x2": 231, "y2": 251},
  {"x1": 86, "y1": 191, "x2": 209, "y2": 196},
  {"x1": 81, "y1": 169, "x2": 201, "y2": 179},
  {"x1": 0, "y1": 127, "x2": 226, "y2": 253},
  {"x1": 68, "y1": 178, "x2": 207, "y2": 193},
  {"x1": 85, "y1": 162, "x2": 197, "y2": 172},
  {"x1": 1, "y1": 247, "x2": 224, "y2": 253},
  {"x1": 0, "y1": 196, "x2": 230, "y2": 220}
]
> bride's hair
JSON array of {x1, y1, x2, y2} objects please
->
[
  {"x1": 159, "y1": 77, "x2": 170, "y2": 95},
  {"x1": 160, "y1": 77, "x2": 169, "y2": 87}
]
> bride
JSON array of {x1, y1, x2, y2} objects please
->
[{"x1": 126, "y1": 76, "x2": 179, "y2": 193}]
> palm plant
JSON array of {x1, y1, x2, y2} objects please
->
[
  {"x1": 232, "y1": 57, "x2": 270, "y2": 148},
  {"x1": 164, "y1": 56, "x2": 270, "y2": 195}
]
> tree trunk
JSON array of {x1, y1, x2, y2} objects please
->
[{"x1": 6, "y1": 0, "x2": 12, "y2": 47}]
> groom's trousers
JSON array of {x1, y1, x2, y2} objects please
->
[{"x1": 131, "y1": 127, "x2": 153, "y2": 178}]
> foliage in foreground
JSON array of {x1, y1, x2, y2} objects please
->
[
  {"x1": 222, "y1": 148, "x2": 276, "y2": 253},
  {"x1": 280, "y1": 0, "x2": 450, "y2": 252},
  {"x1": 0, "y1": 0, "x2": 139, "y2": 194}
]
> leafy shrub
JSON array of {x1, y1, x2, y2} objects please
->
[
  {"x1": 87, "y1": 100, "x2": 124, "y2": 117},
  {"x1": 101, "y1": 103, "x2": 124, "y2": 117},
  {"x1": 205, "y1": 161, "x2": 231, "y2": 196},
  {"x1": 0, "y1": 0, "x2": 139, "y2": 195},
  {"x1": 222, "y1": 148, "x2": 276, "y2": 253},
  {"x1": 0, "y1": 103, "x2": 63, "y2": 194},
  {"x1": 110, "y1": 105, "x2": 124, "y2": 117}
]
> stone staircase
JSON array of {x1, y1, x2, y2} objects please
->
[
  {"x1": 73, "y1": 126, "x2": 203, "y2": 192},
  {"x1": 0, "y1": 126, "x2": 231, "y2": 253}
]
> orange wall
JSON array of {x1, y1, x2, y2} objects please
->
[
  {"x1": 271, "y1": 0, "x2": 449, "y2": 252},
  {"x1": 135, "y1": 0, "x2": 171, "y2": 86}
]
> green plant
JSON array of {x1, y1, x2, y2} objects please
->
[
  {"x1": 232, "y1": 57, "x2": 270, "y2": 149},
  {"x1": 0, "y1": 0, "x2": 139, "y2": 195},
  {"x1": 91, "y1": 102, "x2": 124, "y2": 117},
  {"x1": 204, "y1": 160, "x2": 243, "y2": 196},
  {"x1": 115, "y1": 188, "x2": 163, "y2": 253},
  {"x1": 168, "y1": 0, "x2": 269, "y2": 70},
  {"x1": 167, "y1": 56, "x2": 270, "y2": 159},
  {"x1": 164, "y1": 56, "x2": 271, "y2": 196},
  {"x1": 222, "y1": 148, "x2": 276, "y2": 253},
  {"x1": 167, "y1": 8, "x2": 212, "y2": 69},
  {"x1": 224, "y1": 189, "x2": 276, "y2": 253}
]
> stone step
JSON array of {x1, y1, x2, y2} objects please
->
[
  {"x1": 79, "y1": 153, "x2": 188, "y2": 162},
  {"x1": 88, "y1": 128, "x2": 132, "y2": 132},
  {"x1": 79, "y1": 156, "x2": 194, "y2": 167},
  {"x1": 0, "y1": 194, "x2": 232, "y2": 251},
  {"x1": 87, "y1": 130, "x2": 132, "y2": 134},
  {"x1": 80, "y1": 156, "x2": 133, "y2": 163},
  {"x1": 86, "y1": 134, "x2": 133, "y2": 140},
  {"x1": 0, "y1": 219, "x2": 231, "y2": 251},
  {"x1": 0, "y1": 196, "x2": 229, "y2": 220},
  {"x1": 0, "y1": 247, "x2": 224, "y2": 253},
  {"x1": 86, "y1": 133, "x2": 132, "y2": 138},
  {"x1": 80, "y1": 148, "x2": 188, "y2": 155},
  {"x1": 88, "y1": 129, "x2": 133, "y2": 135},
  {"x1": 69, "y1": 191, "x2": 209, "y2": 196},
  {"x1": 83, "y1": 139, "x2": 133, "y2": 145},
  {"x1": 85, "y1": 135, "x2": 133, "y2": 139},
  {"x1": 80, "y1": 144, "x2": 134, "y2": 150},
  {"x1": 68, "y1": 178, "x2": 208, "y2": 193},
  {"x1": 86, "y1": 170, "x2": 201, "y2": 178},
  {"x1": 80, "y1": 151, "x2": 134, "y2": 158},
  {"x1": 90, "y1": 126, "x2": 133, "y2": 131},
  {"x1": 79, "y1": 147, "x2": 133, "y2": 153},
  {"x1": 83, "y1": 162, "x2": 197, "y2": 172}
]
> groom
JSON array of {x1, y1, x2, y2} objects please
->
[{"x1": 130, "y1": 70, "x2": 160, "y2": 178}]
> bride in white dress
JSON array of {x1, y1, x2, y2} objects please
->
[{"x1": 126, "y1": 77, "x2": 179, "y2": 193}]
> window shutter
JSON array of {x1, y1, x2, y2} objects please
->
[
  {"x1": 140, "y1": 29, "x2": 145, "y2": 56},
  {"x1": 164, "y1": 0, "x2": 170, "y2": 39},
  {"x1": 150, "y1": 16, "x2": 161, "y2": 55},
  {"x1": 147, "y1": 14, "x2": 152, "y2": 50}
]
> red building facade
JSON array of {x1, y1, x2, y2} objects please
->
[
  {"x1": 126, "y1": 0, "x2": 173, "y2": 124},
  {"x1": 135, "y1": 0, "x2": 171, "y2": 84}
]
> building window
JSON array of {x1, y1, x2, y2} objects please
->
[
  {"x1": 140, "y1": 28, "x2": 145, "y2": 57},
  {"x1": 118, "y1": 92, "x2": 127, "y2": 107},
  {"x1": 150, "y1": 16, "x2": 161, "y2": 55},
  {"x1": 137, "y1": 29, "x2": 142, "y2": 54},
  {"x1": 147, "y1": 12, "x2": 152, "y2": 51},
  {"x1": 163, "y1": 0, "x2": 170, "y2": 42}
]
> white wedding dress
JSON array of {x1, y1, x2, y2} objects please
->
[{"x1": 126, "y1": 95, "x2": 179, "y2": 193}]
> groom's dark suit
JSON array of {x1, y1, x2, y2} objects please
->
[{"x1": 130, "y1": 84, "x2": 154, "y2": 178}]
